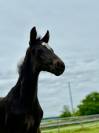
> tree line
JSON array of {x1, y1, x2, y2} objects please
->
[{"x1": 60, "y1": 91, "x2": 99, "y2": 117}]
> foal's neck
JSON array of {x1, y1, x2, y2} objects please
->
[{"x1": 20, "y1": 53, "x2": 40, "y2": 106}]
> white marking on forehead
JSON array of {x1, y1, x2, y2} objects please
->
[{"x1": 42, "y1": 42, "x2": 52, "y2": 50}]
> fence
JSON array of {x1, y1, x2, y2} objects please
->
[{"x1": 40, "y1": 114, "x2": 99, "y2": 131}]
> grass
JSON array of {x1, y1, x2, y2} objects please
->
[{"x1": 41, "y1": 121, "x2": 99, "y2": 133}]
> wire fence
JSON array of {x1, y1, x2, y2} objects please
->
[{"x1": 40, "y1": 114, "x2": 99, "y2": 132}]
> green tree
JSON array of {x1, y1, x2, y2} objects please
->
[
  {"x1": 77, "y1": 92, "x2": 99, "y2": 115},
  {"x1": 60, "y1": 105, "x2": 71, "y2": 117}
]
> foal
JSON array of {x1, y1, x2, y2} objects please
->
[{"x1": 0, "y1": 27, "x2": 65, "y2": 133}]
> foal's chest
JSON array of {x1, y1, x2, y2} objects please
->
[{"x1": 24, "y1": 115, "x2": 34, "y2": 130}]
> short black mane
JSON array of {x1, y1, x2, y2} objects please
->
[{"x1": 17, "y1": 49, "x2": 29, "y2": 76}]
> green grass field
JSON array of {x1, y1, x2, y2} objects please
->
[{"x1": 42, "y1": 121, "x2": 99, "y2": 133}]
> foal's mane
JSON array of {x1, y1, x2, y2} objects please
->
[
  {"x1": 17, "y1": 57, "x2": 24, "y2": 75},
  {"x1": 17, "y1": 48, "x2": 30, "y2": 76}
]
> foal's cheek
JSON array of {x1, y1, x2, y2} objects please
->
[{"x1": 37, "y1": 52, "x2": 45, "y2": 62}]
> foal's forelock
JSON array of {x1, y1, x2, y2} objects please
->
[{"x1": 41, "y1": 42, "x2": 52, "y2": 51}]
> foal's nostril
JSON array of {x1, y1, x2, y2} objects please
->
[
  {"x1": 54, "y1": 60, "x2": 65, "y2": 69},
  {"x1": 53, "y1": 59, "x2": 65, "y2": 75},
  {"x1": 56, "y1": 61, "x2": 61, "y2": 67}
]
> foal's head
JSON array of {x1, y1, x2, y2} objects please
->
[{"x1": 26, "y1": 27, "x2": 65, "y2": 76}]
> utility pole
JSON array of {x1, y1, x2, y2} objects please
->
[{"x1": 68, "y1": 82, "x2": 74, "y2": 113}]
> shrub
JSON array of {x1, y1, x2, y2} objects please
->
[{"x1": 60, "y1": 105, "x2": 71, "y2": 117}]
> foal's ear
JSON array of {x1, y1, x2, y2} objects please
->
[
  {"x1": 41, "y1": 30, "x2": 50, "y2": 43},
  {"x1": 29, "y1": 27, "x2": 37, "y2": 46}
]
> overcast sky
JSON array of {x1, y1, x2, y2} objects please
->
[{"x1": 0, "y1": 0, "x2": 99, "y2": 116}]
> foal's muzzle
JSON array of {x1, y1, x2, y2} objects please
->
[{"x1": 53, "y1": 59, "x2": 65, "y2": 76}]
